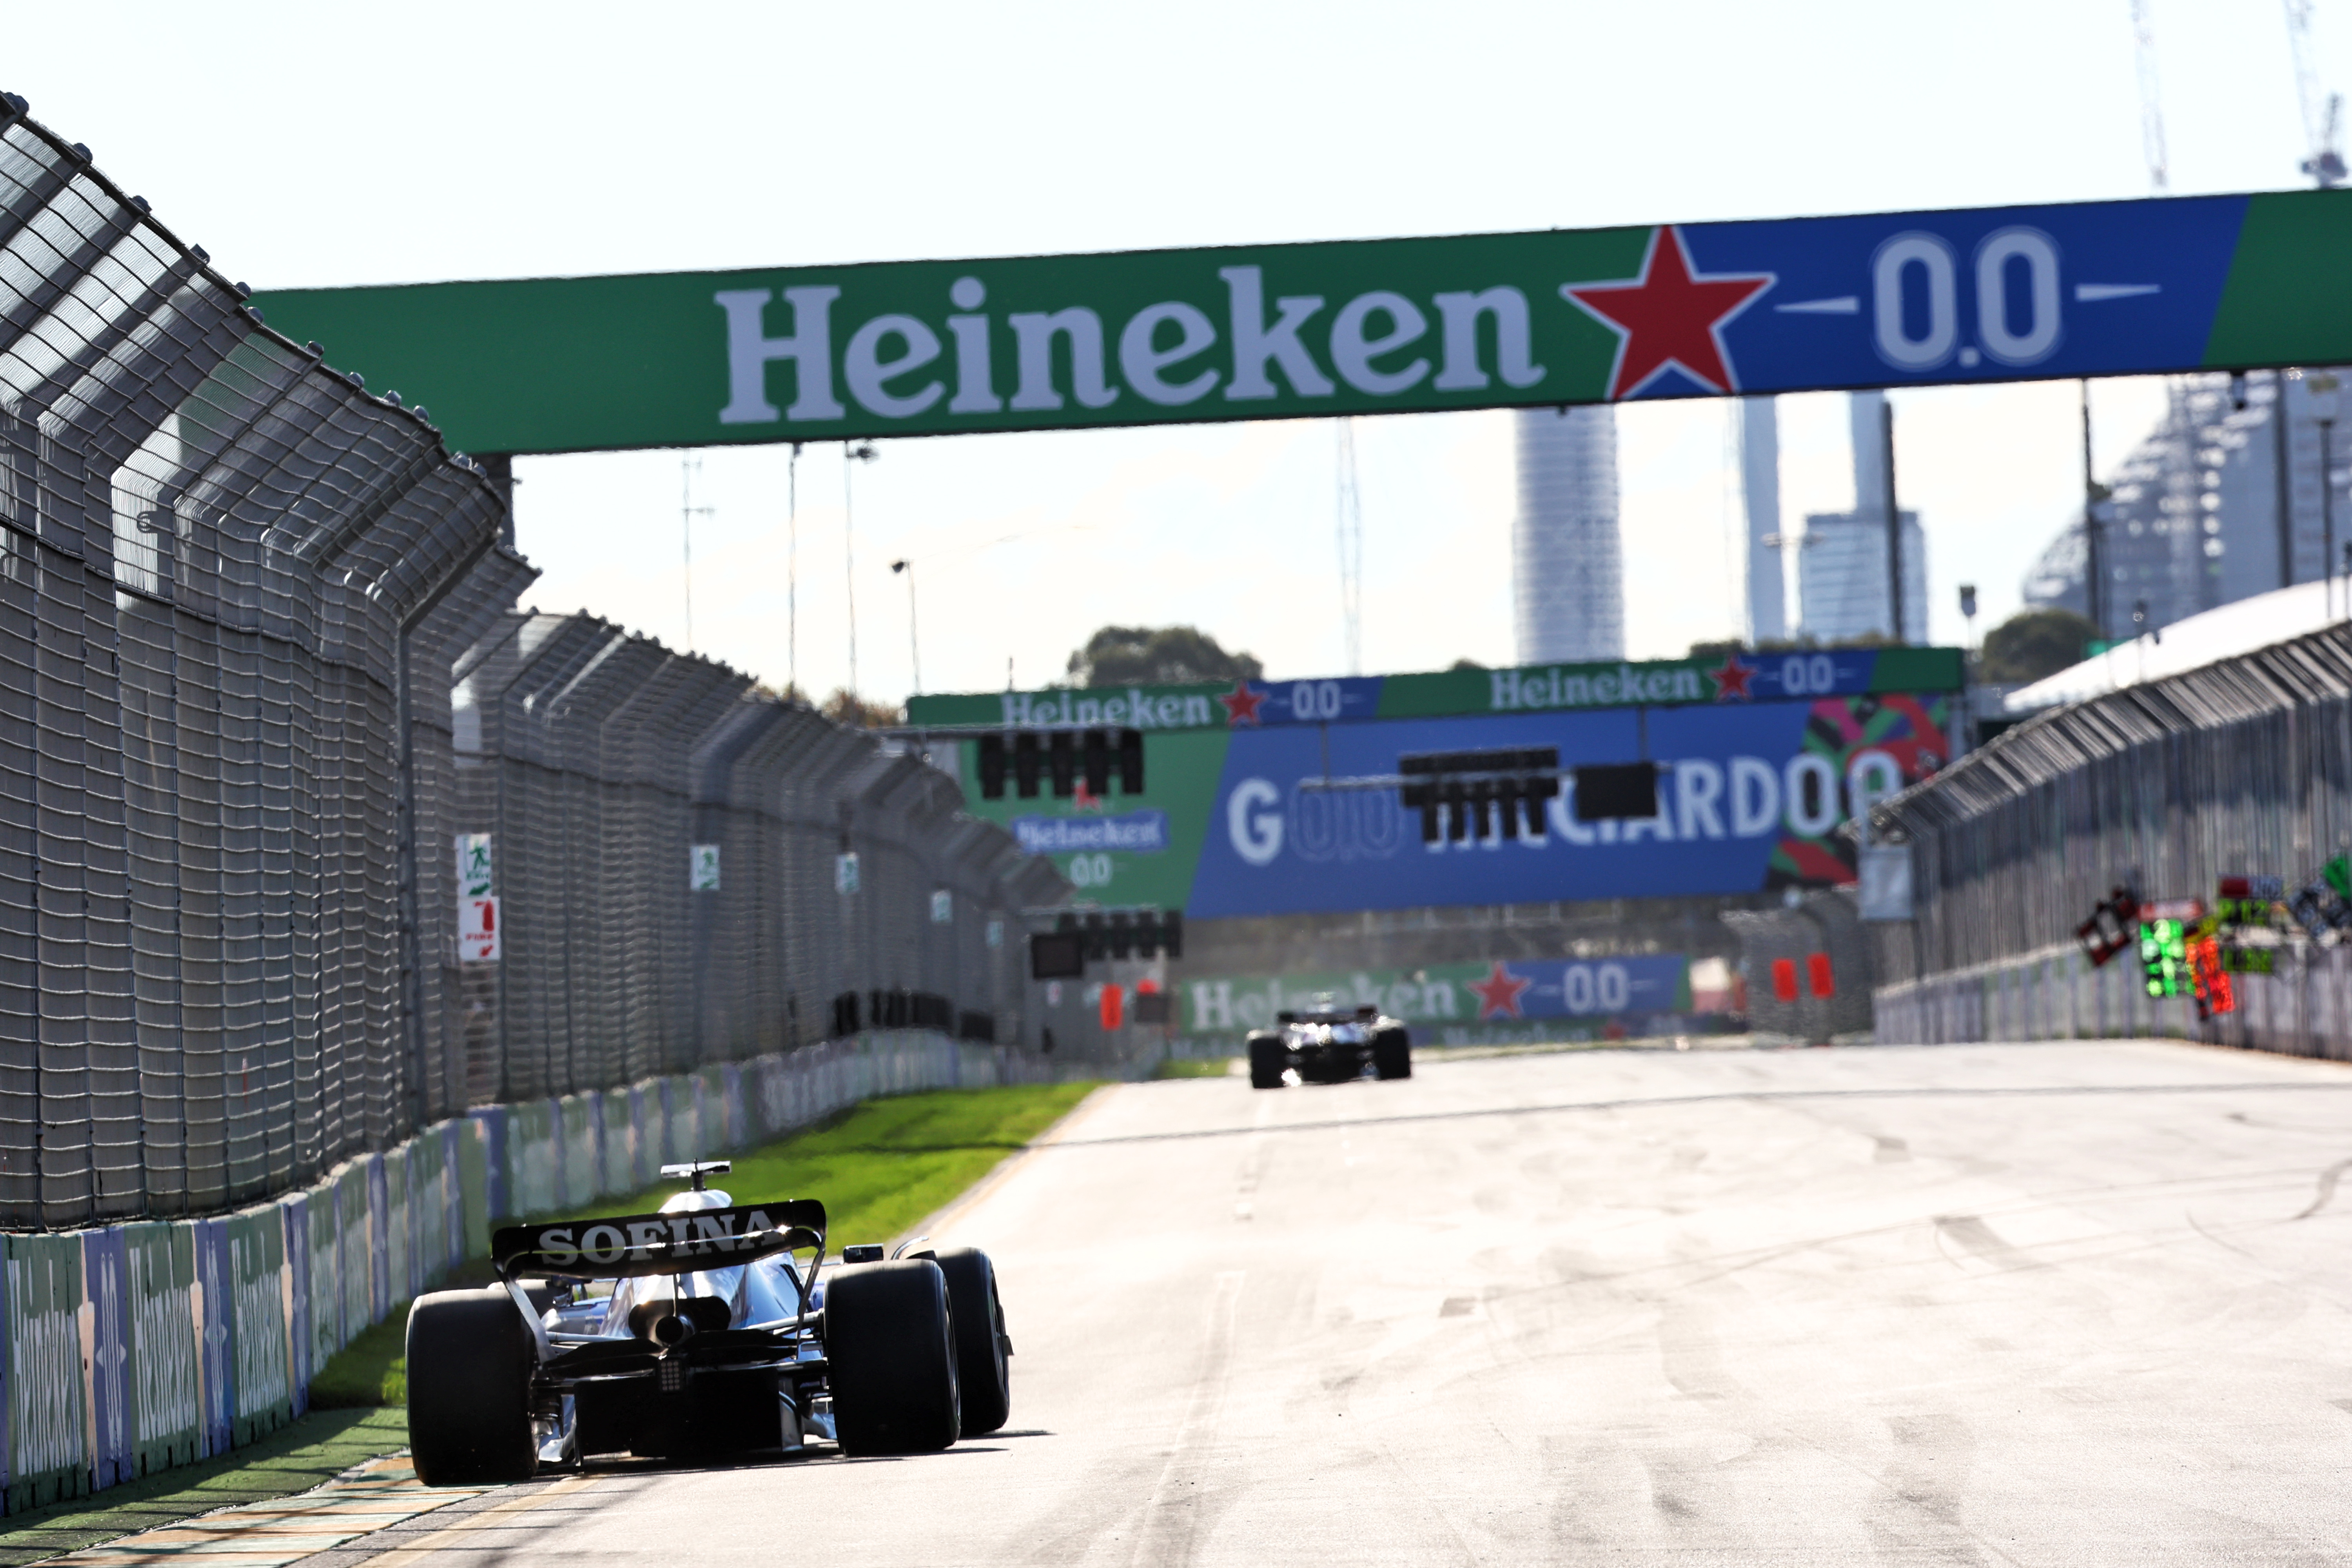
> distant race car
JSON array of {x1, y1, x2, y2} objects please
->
[
  {"x1": 404, "y1": 1161, "x2": 1011, "y2": 1482},
  {"x1": 1247, "y1": 998, "x2": 1411, "y2": 1089}
]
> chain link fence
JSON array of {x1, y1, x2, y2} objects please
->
[
  {"x1": 0, "y1": 94, "x2": 1071, "y2": 1231},
  {"x1": 448, "y1": 612, "x2": 1062, "y2": 1105},
  {"x1": 1870, "y1": 620, "x2": 2352, "y2": 1056}
]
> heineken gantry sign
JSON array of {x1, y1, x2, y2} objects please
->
[{"x1": 253, "y1": 191, "x2": 2352, "y2": 456}]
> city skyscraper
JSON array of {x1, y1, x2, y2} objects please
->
[
  {"x1": 1741, "y1": 396, "x2": 1787, "y2": 643},
  {"x1": 1793, "y1": 390, "x2": 1927, "y2": 644},
  {"x1": 2024, "y1": 370, "x2": 2350, "y2": 639},
  {"x1": 1513, "y1": 405, "x2": 1623, "y2": 663}
]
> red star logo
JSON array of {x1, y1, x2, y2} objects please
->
[
  {"x1": 1563, "y1": 227, "x2": 1773, "y2": 400},
  {"x1": 1071, "y1": 777, "x2": 1105, "y2": 811},
  {"x1": 1218, "y1": 681, "x2": 1267, "y2": 726},
  {"x1": 1708, "y1": 653, "x2": 1757, "y2": 701},
  {"x1": 1467, "y1": 961, "x2": 1532, "y2": 1020}
]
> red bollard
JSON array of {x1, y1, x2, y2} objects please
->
[{"x1": 1807, "y1": 952, "x2": 1835, "y2": 997}]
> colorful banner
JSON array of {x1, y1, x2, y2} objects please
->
[
  {"x1": 256, "y1": 192, "x2": 2352, "y2": 455},
  {"x1": 3, "y1": 1232, "x2": 85, "y2": 1511},
  {"x1": 1182, "y1": 956, "x2": 1692, "y2": 1034},
  {"x1": 906, "y1": 646, "x2": 1962, "y2": 731},
  {"x1": 949, "y1": 690, "x2": 1951, "y2": 915}
]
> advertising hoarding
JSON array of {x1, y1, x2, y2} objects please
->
[
  {"x1": 1182, "y1": 956, "x2": 1693, "y2": 1036},
  {"x1": 927, "y1": 653, "x2": 1959, "y2": 917},
  {"x1": 255, "y1": 192, "x2": 2352, "y2": 456}
]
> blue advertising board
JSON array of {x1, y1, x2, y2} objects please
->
[{"x1": 1190, "y1": 690, "x2": 1948, "y2": 918}]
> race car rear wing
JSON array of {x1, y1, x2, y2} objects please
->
[{"x1": 492, "y1": 1199, "x2": 827, "y2": 1281}]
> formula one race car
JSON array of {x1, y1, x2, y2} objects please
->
[
  {"x1": 404, "y1": 1162, "x2": 1011, "y2": 1482},
  {"x1": 1247, "y1": 998, "x2": 1411, "y2": 1088}
]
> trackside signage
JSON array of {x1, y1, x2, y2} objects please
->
[
  {"x1": 493, "y1": 1201, "x2": 824, "y2": 1275},
  {"x1": 254, "y1": 192, "x2": 2352, "y2": 455},
  {"x1": 906, "y1": 647, "x2": 1962, "y2": 733},
  {"x1": 1183, "y1": 957, "x2": 1693, "y2": 1034}
]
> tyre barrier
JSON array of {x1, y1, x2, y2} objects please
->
[{"x1": 0, "y1": 1030, "x2": 1097, "y2": 1514}]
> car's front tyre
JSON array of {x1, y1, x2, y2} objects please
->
[
  {"x1": 407, "y1": 1287, "x2": 539, "y2": 1486},
  {"x1": 1373, "y1": 1025, "x2": 1412, "y2": 1080}
]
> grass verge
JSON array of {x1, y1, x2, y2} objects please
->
[
  {"x1": 1151, "y1": 1056, "x2": 1235, "y2": 1079},
  {"x1": 0, "y1": 1408, "x2": 406, "y2": 1566},
  {"x1": 2, "y1": 1080, "x2": 1099, "y2": 1560}
]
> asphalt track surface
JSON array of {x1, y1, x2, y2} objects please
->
[{"x1": 332, "y1": 1041, "x2": 2352, "y2": 1566}]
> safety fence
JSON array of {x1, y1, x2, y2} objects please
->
[
  {"x1": 0, "y1": 1028, "x2": 1101, "y2": 1514},
  {"x1": 0, "y1": 94, "x2": 519, "y2": 1225},
  {"x1": 1869, "y1": 619, "x2": 2352, "y2": 1054},
  {"x1": 0, "y1": 93, "x2": 1076, "y2": 1235},
  {"x1": 445, "y1": 612, "x2": 1066, "y2": 1106}
]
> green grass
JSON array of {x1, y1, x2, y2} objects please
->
[
  {"x1": 547, "y1": 1081, "x2": 1101, "y2": 1245},
  {"x1": 305, "y1": 1081, "x2": 1099, "y2": 1413},
  {"x1": 1151, "y1": 1055, "x2": 1235, "y2": 1079},
  {"x1": 0, "y1": 1408, "x2": 407, "y2": 1566}
]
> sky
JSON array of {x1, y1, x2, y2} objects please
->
[{"x1": 14, "y1": 1, "x2": 2345, "y2": 701}]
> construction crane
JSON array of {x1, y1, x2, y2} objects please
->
[
  {"x1": 2132, "y1": 0, "x2": 2170, "y2": 191},
  {"x1": 2286, "y1": 0, "x2": 2348, "y2": 186}
]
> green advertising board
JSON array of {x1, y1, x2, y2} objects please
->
[{"x1": 252, "y1": 192, "x2": 2352, "y2": 457}]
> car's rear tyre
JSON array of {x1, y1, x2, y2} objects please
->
[
  {"x1": 935, "y1": 1247, "x2": 1011, "y2": 1436},
  {"x1": 1247, "y1": 1031, "x2": 1286, "y2": 1089},
  {"x1": 408, "y1": 1288, "x2": 538, "y2": 1485},
  {"x1": 1373, "y1": 1026, "x2": 1412, "y2": 1080},
  {"x1": 826, "y1": 1259, "x2": 961, "y2": 1455}
]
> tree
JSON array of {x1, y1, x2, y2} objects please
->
[
  {"x1": 1978, "y1": 608, "x2": 2099, "y2": 685},
  {"x1": 821, "y1": 688, "x2": 901, "y2": 728},
  {"x1": 1066, "y1": 625, "x2": 1263, "y2": 687}
]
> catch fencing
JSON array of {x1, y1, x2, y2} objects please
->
[
  {"x1": 0, "y1": 94, "x2": 521, "y2": 1228},
  {"x1": 1869, "y1": 620, "x2": 2352, "y2": 1056},
  {"x1": 447, "y1": 612, "x2": 1066, "y2": 1104},
  {"x1": 0, "y1": 90, "x2": 1074, "y2": 1237}
]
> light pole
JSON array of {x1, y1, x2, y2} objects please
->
[
  {"x1": 892, "y1": 558, "x2": 920, "y2": 695},
  {"x1": 2313, "y1": 373, "x2": 2341, "y2": 619},
  {"x1": 844, "y1": 441, "x2": 878, "y2": 697}
]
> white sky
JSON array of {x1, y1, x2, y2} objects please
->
[{"x1": 17, "y1": 1, "x2": 2344, "y2": 699}]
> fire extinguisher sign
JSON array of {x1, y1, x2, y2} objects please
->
[{"x1": 456, "y1": 833, "x2": 500, "y2": 964}]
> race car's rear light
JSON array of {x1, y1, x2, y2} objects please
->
[{"x1": 659, "y1": 1357, "x2": 686, "y2": 1394}]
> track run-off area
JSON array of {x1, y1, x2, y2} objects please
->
[{"x1": 133, "y1": 1041, "x2": 2352, "y2": 1565}]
